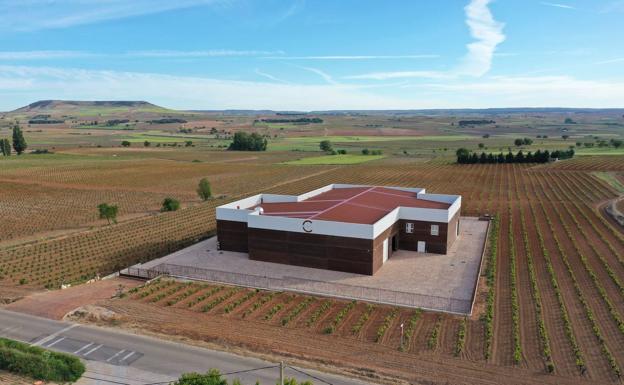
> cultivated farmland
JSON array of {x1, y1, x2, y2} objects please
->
[{"x1": 3, "y1": 106, "x2": 624, "y2": 384}]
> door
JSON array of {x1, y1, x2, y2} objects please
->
[
  {"x1": 417, "y1": 241, "x2": 426, "y2": 253},
  {"x1": 383, "y1": 238, "x2": 389, "y2": 263},
  {"x1": 391, "y1": 235, "x2": 398, "y2": 251}
]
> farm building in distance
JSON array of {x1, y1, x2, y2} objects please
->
[{"x1": 216, "y1": 184, "x2": 461, "y2": 275}]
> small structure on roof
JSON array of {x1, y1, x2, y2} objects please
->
[{"x1": 216, "y1": 184, "x2": 461, "y2": 275}]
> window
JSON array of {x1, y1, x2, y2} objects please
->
[
  {"x1": 405, "y1": 222, "x2": 414, "y2": 233},
  {"x1": 431, "y1": 224, "x2": 439, "y2": 236}
]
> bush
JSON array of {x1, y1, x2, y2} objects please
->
[
  {"x1": 197, "y1": 178, "x2": 212, "y2": 201},
  {"x1": 121, "y1": 140, "x2": 131, "y2": 147},
  {"x1": 161, "y1": 197, "x2": 181, "y2": 212},
  {"x1": 0, "y1": 337, "x2": 85, "y2": 382}
]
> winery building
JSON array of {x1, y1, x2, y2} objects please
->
[{"x1": 216, "y1": 184, "x2": 461, "y2": 275}]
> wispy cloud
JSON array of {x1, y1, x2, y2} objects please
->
[
  {"x1": 0, "y1": 65, "x2": 424, "y2": 111},
  {"x1": 595, "y1": 57, "x2": 624, "y2": 65},
  {"x1": 540, "y1": 2, "x2": 576, "y2": 9},
  {"x1": 457, "y1": 0, "x2": 506, "y2": 77},
  {"x1": 299, "y1": 66, "x2": 337, "y2": 84},
  {"x1": 0, "y1": 0, "x2": 223, "y2": 31},
  {"x1": 0, "y1": 51, "x2": 97, "y2": 60},
  {"x1": 127, "y1": 50, "x2": 285, "y2": 58},
  {"x1": 254, "y1": 69, "x2": 291, "y2": 84},
  {"x1": 263, "y1": 54, "x2": 439, "y2": 60},
  {"x1": 345, "y1": 71, "x2": 454, "y2": 81},
  {"x1": 1, "y1": 65, "x2": 623, "y2": 110},
  {"x1": 344, "y1": 0, "x2": 505, "y2": 81}
]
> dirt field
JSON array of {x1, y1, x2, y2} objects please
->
[
  {"x1": 78, "y1": 278, "x2": 588, "y2": 385},
  {"x1": 3, "y1": 278, "x2": 141, "y2": 319}
]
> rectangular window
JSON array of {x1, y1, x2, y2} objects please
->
[
  {"x1": 431, "y1": 224, "x2": 439, "y2": 236},
  {"x1": 405, "y1": 222, "x2": 414, "y2": 233}
]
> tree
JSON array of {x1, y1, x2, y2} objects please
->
[
  {"x1": 610, "y1": 139, "x2": 623, "y2": 148},
  {"x1": 319, "y1": 140, "x2": 333, "y2": 153},
  {"x1": 144, "y1": 141, "x2": 151, "y2": 147},
  {"x1": 514, "y1": 138, "x2": 523, "y2": 147},
  {"x1": 97, "y1": 203, "x2": 118, "y2": 225},
  {"x1": 562, "y1": 135, "x2": 569, "y2": 140},
  {"x1": 455, "y1": 147, "x2": 470, "y2": 164},
  {"x1": 482, "y1": 134, "x2": 490, "y2": 139},
  {"x1": 185, "y1": 140, "x2": 193, "y2": 147},
  {"x1": 361, "y1": 148, "x2": 370, "y2": 155},
  {"x1": 0, "y1": 138, "x2": 10, "y2": 156},
  {"x1": 12, "y1": 124, "x2": 27, "y2": 155},
  {"x1": 228, "y1": 132, "x2": 267, "y2": 151},
  {"x1": 121, "y1": 140, "x2": 131, "y2": 147},
  {"x1": 478, "y1": 143, "x2": 485, "y2": 149},
  {"x1": 197, "y1": 178, "x2": 212, "y2": 201},
  {"x1": 161, "y1": 197, "x2": 180, "y2": 212}
]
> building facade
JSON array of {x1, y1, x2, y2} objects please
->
[{"x1": 216, "y1": 184, "x2": 461, "y2": 275}]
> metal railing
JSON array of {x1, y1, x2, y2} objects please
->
[{"x1": 129, "y1": 262, "x2": 472, "y2": 314}]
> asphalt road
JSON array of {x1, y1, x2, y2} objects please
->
[{"x1": 0, "y1": 309, "x2": 375, "y2": 385}]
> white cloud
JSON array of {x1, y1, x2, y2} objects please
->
[
  {"x1": 595, "y1": 57, "x2": 624, "y2": 65},
  {"x1": 345, "y1": 71, "x2": 454, "y2": 80},
  {"x1": 0, "y1": 0, "x2": 223, "y2": 31},
  {"x1": 254, "y1": 69, "x2": 291, "y2": 84},
  {"x1": 540, "y1": 2, "x2": 576, "y2": 9},
  {"x1": 299, "y1": 66, "x2": 337, "y2": 84},
  {"x1": 457, "y1": 0, "x2": 506, "y2": 76},
  {"x1": 0, "y1": 65, "x2": 427, "y2": 111},
  {"x1": 263, "y1": 54, "x2": 440, "y2": 60},
  {"x1": 344, "y1": 0, "x2": 504, "y2": 80},
  {"x1": 127, "y1": 50, "x2": 285, "y2": 58},
  {"x1": 421, "y1": 76, "x2": 624, "y2": 107},
  {"x1": 0, "y1": 50, "x2": 97, "y2": 60}
]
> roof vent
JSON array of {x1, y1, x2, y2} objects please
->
[{"x1": 255, "y1": 206, "x2": 264, "y2": 215}]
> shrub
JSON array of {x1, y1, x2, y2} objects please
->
[
  {"x1": 197, "y1": 178, "x2": 212, "y2": 201},
  {"x1": 0, "y1": 337, "x2": 85, "y2": 382},
  {"x1": 161, "y1": 197, "x2": 181, "y2": 212}
]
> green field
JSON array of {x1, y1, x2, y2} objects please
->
[
  {"x1": 285, "y1": 154, "x2": 385, "y2": 165},
  {"x1": 576, "y1": 147, "x2": 624, "y2": 155}
]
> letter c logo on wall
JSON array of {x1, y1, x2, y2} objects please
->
[{"x1": 302, "y1": 220, "x2": 313, "y2": 233}]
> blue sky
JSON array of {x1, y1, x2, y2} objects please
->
[{"x1": 0, "y1": 0, "x2": 623, "y2": 110}]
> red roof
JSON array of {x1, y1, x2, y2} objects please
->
[{"x1": 254, "y1": 187, "x2": 451, "y2": 225}]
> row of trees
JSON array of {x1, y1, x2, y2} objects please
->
[
  {"x1": 456, "y1": 148, "x2": 574, "y2": 164},
  {"x1": 1, "y1": 125, "x2": 27, "y2": 156},
  {"x1": 98, "y1": 178, "x2": 212, "y2": 225}
]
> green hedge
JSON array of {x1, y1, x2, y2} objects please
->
[{"x1": 0, "y1": 337, "x2": 85, "y2": 382}]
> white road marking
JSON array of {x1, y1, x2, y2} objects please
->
[
  {"x1": 106, "y1": 349, "x2": 126, "y2": 362},
  {"x1": 32, "y1": 324, "x2": 77, "y2": 346},
  {"x1": 83, "y1": 344, "x2": 103, "y2": 357},
  {"x1": 120, "y1": 351, "x2": 135, "y2": 362},
  {"x1": 45, "y1": 336, "x2": 66, "y2": 348},
  {"x1": 73, "y1": 342, "x2": 94, "y2": 354}
]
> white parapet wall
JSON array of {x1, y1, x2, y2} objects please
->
[{"x1": 248, "y1": 210, "x2": 375, "y2": 239}]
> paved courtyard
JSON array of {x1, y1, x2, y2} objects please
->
[{"x1": 134, "y1": 217, "x2": 489, "y2": 314}]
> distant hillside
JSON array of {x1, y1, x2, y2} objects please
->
[{"x1": 12, "y1": 100, "x2": 167, "y2": 113}]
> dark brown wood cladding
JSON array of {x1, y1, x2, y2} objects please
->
[
  {"x1": 248, "y1": 227, "x2": 375, "y2": 275},
  {"x1": 217, "y1": 219, "x2": 249, "y2": 252},
  {"x1": 218, "y1": 210, "x2": 460, "y2": 275}
]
